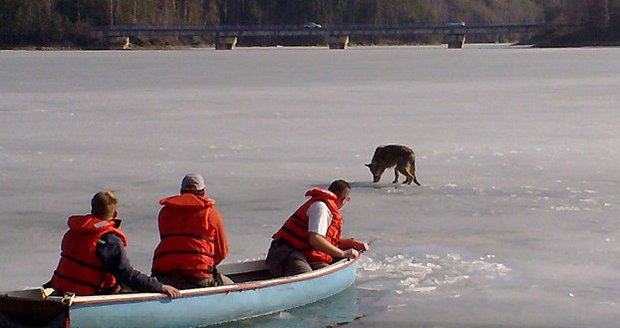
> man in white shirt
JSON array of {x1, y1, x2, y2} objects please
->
[{"x1": 266, "y1": 180, "x2": 368, "y2": 277}]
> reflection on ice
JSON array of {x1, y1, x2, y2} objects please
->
[{"x1": 215, "y1": 286, "x2": 362, "y2": 328}]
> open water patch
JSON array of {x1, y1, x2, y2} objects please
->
[
  {"x1": 213, "y1": 286, "x2": 362, "y2": 328},
  {"x1": 357, "y1": 251, "x2": 511, "y2": 297}
]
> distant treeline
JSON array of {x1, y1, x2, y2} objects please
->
[{"x1": 1, "y1": 0, "x2": 619, "y2": 47}]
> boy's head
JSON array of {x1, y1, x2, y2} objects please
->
[{"x1": 91, "y1": 191, "x2": 118, "y2": 219}]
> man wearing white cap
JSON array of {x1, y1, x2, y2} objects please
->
[{"x1": 151, "y1": 174, "x2": 231, "y2": 288}]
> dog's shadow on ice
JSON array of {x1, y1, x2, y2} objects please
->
[
  {"x1": 349, "y1": 181, "x2": 398, "y2": 189},
  {"x1": 310, "y1": 181, "x2": 388, "y2": 189},
  {"x1": 312, "y1": 181, "x2": 416, "y2": 190},
  {"x1": 309, "y1": 181, "x2": 420, "y2": 194}
]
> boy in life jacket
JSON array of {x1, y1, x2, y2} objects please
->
[
  {"x1": 48, "y1": 191, "x2": 180, "y2": 298},
  {"x1": 266, "y1": 179, "x2": 369, "y2": 277},
  {"x1": 151, "y1": 173, "x2": 231, "y2": 288}
]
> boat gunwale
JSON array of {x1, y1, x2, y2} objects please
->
[{"x1": 63, "y1": 257, "x2": 357, "y2": 305}]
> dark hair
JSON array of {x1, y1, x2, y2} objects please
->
[
  {"x1": 91, "y1": 191, "x2": 118, "y2": 218},
  {"x1": 328, "y1": 179, "x2": 350, "y2": 198},
  {"x1": 181, "y1": 189, "x2": 205, "y2": 196}
]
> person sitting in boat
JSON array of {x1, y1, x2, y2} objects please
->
[
  {"x1": 151, "y1": 173, "x2": 232, "y2": 288},
  {"x1": 47, "y1": 191, "x2": 180, "y2": 298},
  {"x1": 266, "y1": 179, "x2": 369, "y2": 277}
]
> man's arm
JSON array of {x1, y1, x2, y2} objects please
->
[
  {"x1": 308, "y1": 233, "x2": 359, "y2": 259},
  {"x1": 97, "y1": 233, "x2": 180, "y2": 297},
  {"x1": 307, "y1": 201, "x2": 359, "y2": 260},
  {"x1": 208, "y1": 208, "x2": 228, "y2": 265}
]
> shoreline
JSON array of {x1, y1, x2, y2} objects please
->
[
  {"x1": 4, "y1": 40, "x2": 619, "y2": 51},
  {"x1": 6, "y1": 42, "x2": 619, "y2": 51}
]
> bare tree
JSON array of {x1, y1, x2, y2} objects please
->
[{"x1": 590, "y1": 0, "x2": 610, "y2": 29}]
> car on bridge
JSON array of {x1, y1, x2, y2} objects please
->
[
  {"x1": 446, "y1": 21, "x2": 466, "y2": 27},
  {"x1": 303, "y1": 22, "x2": 322, "y2": 29}
]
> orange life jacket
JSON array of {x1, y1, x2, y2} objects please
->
[
  {"x1": 151, "y1": 193, "x2": 217, "y2": 278},
  {"x1": 272, "y1": 188, "x2": 343, "y2": 264},
  {"x1": 51, "y1": 215, "x2": 128, "y2": 295}
]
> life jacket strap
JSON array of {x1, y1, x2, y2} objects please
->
[
  {"x1": 61, "y1": 252, "x2": 107, "y2": 272},
  {"x1": 53, "y1": 270, "x2": 102, "y2": 290},
  {"x1": 160, "y1": 233, "x2": 215, "y2": 243},
  {"x1": 153, "y1": 250, "x2": 215, "y2": 260}
]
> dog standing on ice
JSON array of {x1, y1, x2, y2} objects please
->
[{"x1": 365, "y1": 144, "x2": 421, "y2": 185}]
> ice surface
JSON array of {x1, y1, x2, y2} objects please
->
[{"x1": 1, "y1": 45, "x2": 619, "y2": 327}]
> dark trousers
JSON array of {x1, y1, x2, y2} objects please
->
[
  {"x1": 153, "y1": 270, "x2": 233, "y2": 289},
  {"x1": 265, "y1": 240, "x2": 328, "y2": 277}
]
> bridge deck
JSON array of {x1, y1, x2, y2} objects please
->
[{"x1": 93, "y1": 23, "x2": 576, "y2": 38}]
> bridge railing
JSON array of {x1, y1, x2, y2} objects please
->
[
  {"x1": 90, "y1": 23, "x2": 580, "y2": 48},
  {"x1": 94, "y1": 22, "x2": 577, "y2": 34}
]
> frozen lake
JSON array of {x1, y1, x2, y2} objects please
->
[{"x1": 1, "y1": 45, "x2": 619, "y2": 327}]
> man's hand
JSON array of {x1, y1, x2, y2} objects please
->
[
  {"x1": 161, "y1": 284, "x2": 181, "y2": 298},
  {"x1": 339, "y1": 238, "x2": 369, "y2": 252},
  {"x1": 342, "y1": 248, "x2": 360, "y2": 259},
  {"x1": 308, "y1": 233, "x2": 366, "y2": 260},
  {"x1": 354, "y1": 241, "x2": 369, "y2": 252}
]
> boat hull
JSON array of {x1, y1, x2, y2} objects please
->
[{"x1": 1, "y1": 258, "x2": 358, "y2": 328}]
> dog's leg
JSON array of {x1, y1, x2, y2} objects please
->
[
  {"x1": 400, "y1": 167, "x2": 413, "y2": 184},
  {"x1": 407, "y1": 166, "x2": 415, "y2": 185},
  {"x1": 410, "y1": 160, "x2": 421, "y2": 186},
  {"x1": 392, "y1": 167, "x2": 399, "y2": 183}
]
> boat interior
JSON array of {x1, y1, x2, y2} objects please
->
[{"x1": 0, "y1": 259, "x2": 274, "y2": 327}]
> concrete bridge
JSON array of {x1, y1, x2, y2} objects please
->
[{"x1": 91, "y1": 23, "x2": 576, "y2": 50}]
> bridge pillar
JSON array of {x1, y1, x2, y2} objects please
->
[
  {"x1": 215, "y1": 36, "x2": 238, "y2": 50},
  {"x1": 107, "y1": 36, "x2": 131, "y2": 50},
  {"x1": 444, "y1": 34, "x2": 466, "y2": 49},
  {"x1": 328, "y1": 36, "x2": 349, "y2": 50},
  {"x1": 121, "y1": 36, "x2": 130, "y2": 50}
]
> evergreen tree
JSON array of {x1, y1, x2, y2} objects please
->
[{"x1": 0, "y1": 0, "x2": 616, "y2": 48}]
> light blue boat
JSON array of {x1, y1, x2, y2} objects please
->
[{"x1": 0, "y1": 258, "x2": 358, "y2": 328}]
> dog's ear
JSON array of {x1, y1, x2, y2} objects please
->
[{"x1": 365, "y1": 163, "x2": 371, "y2": 167}]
